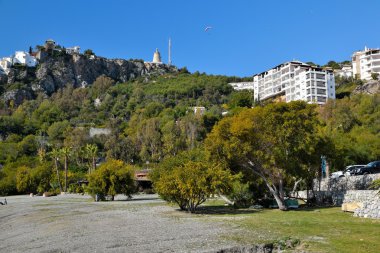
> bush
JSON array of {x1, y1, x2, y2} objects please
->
[
  {"x1": 154, "y1": 160, "x2": 236, "y2": 213},
  {"x1": 86, "y1": 159, "x2": 136, "y2": 201},
  {"x1": 16, "y1": 164, "x2": 53, "y2": 194},
  {"x1": 228, "y1": 181, "x2": 255, "y2": 208},
  {"x1": 369, "y1": 179, "x2": 380, "y2": 190}
]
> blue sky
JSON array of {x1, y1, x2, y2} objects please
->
[{"x1": 0, "y1": 0, "x2": 379, "y2": 77}]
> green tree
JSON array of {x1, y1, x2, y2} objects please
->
[
  {"x1": 205, "y1": 101, "x2": 321, "y2": 210},
  {"x1": 50, "y1": 148, "x2": 63, "y2": 192},
  {"x1": 85, "y1": 144, "x2": 98, "y2": 173},
  {"x1": 60, "y1": 147, "x2": 72, "y2": 192},
  {"x1": 84, "y1": 49, "x2": 95, "y2": 56},
  {"x1": 154, "y1": 160, "x2": 236, "y2": 213},
  {"x1": 86, "y1": 159, "x2": 136, "y2": 201},
  {"x1": 228, "y1": 90, "x2": 254, "y2": 108},
  {"x1": 16, "y1": 166, "x2": 34, "y2": 193}
]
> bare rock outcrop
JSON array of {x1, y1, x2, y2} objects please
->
[{"x1": 352, "y1": 80, "x2": 380, "y2": 95}]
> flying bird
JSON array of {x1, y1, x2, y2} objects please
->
[{"x1": 204, "y1": 26, "x2": 213, "y2": 32}]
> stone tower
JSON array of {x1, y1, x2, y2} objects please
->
[{"x1": 152, "y1": 48, "x2": 162, "y2": 63}]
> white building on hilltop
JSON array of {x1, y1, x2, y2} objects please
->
[
  {"x1": 65, "y1": 46, "x2": 80, "y2": 54},
  {"x1": 0, "y1": 51, "x2": 37, "y2": 74},
  {"x1": 13, "y1": 51, "x2": 37, "y2": 67},
  {"x1": 152, "y1": 48, "x2": 162, "y2": 64},
  {"x1": 352, "y1": 47, "x2": 380, "y2": 80},
  {"x1": 253, "y1": 61, "x2": 335, "y2": 105},
  {"x1": 0, "y1": 57, "x2": 12, "y2": 74},
  {"x1": 229, "y1": 82, "x2": 254, "y2": 90}
]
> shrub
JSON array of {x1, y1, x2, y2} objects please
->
[
  {"x1": 154, "y1": 160, "x2": 236, "y2": 213},
  {"x1": 369, "y1": 179, "x2": 380, "y2": 190},
  {"x1": 86, "y1": 159, "x2": 136, "y2": 201},
  {"x1": 16, "y1": 164, "x2": 53, "y2": 194},
  {"x1": 228, "y1": 181, "x2": 255, "y2": 208}
]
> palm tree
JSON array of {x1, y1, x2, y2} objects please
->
[
  {"x1": 50, "y1": 148, "x2": 63, "y2": 193},
  {"x1": 85, "y1": 144, "x2": 98, "y2": 174},
  {"x1": 60, "y1": 147, "x2": 72, "y2": 192}
]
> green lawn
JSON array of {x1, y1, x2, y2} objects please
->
[{"x1": 205, "y1": 206, "x2": 380, "y2": 253}]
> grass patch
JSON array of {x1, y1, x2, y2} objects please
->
[{"x1": 215, "y1": 207, "x2": 380, "y2": 253}]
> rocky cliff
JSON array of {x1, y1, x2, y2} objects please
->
[
  {"x1": 0, "y1": 53, "x2": 178, "y2": 104},
  {"x1": 352, "y1": 80, "x2": 380, "y2": 95}
]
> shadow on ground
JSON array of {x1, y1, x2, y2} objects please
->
[{"x1": 192, "y1": 205, "x2": 262, "y2": 215}]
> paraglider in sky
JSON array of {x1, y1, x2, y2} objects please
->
[{"x1": 204, "y1": 26, "x2": 213, "y2": 32}]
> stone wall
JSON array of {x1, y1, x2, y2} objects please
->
[
  {"x1": 293, "y1": 174, "x2": 380, "y2": 208},
  {"x1": 313, "y1": 174, "x2": 380, "y2": 192},
  {"x1": 342, "y1": 190, "x2": 380, "y2": 219}
]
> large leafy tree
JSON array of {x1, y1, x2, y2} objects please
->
[
  {"x1": 152, "y1": 149, "x2": 237, "y2": 212},
  {"x1": 205, "y1": 101, "x2": 322, "y2": 210},
  {"x1": 154, "y1": 160, "x2": 236, "y2": 213}
]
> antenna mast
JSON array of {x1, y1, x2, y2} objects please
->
[{"x1": 168, "y1": 38, "x2": 172, "y2": 66}]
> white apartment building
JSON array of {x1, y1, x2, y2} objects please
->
[
  {"x1": 335, "y1": 65, "x2": 353, "y2": 79},
  {"x1": 352, "y1": 47, "x2": 380, "y2": 80},
  {"x1": 13, "y1": 51, "x2": 37, "y2": 67},
  {"x1": 229, "y1": 82, "x2": 254, "y2": 90},
  {"x1": 253, "y1": 61, "x2": 335, "y2": 105}
]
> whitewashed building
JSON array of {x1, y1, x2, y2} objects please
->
[
  {"x1": 193, "y1": 106, "x2": 206, "y2": 116},
  {"x1": 335, "y1": 65, "x2": 353, "y2": 78},
  {"x1": 13, "y1": 51, "x2": 37, "y2": 67},
  {"x1": 0, "y1": 57, "x2": 12, "y2": 74},
  {"x1": 66, "y1": 46, "x2": 80, "y2": 54},
  {"x1": 253, "y1": 61, "x2": 335, "y2": 105},
  {"x1": 229, "y1": 82, "x2": 254, "y2": 90},
  {"x1": 352, "y1": 47, "x2": 380, "y2": 80}
]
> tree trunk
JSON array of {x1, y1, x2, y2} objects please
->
[
  {"x1": 55, "y1": 158, "x2": 63, "y2": 192},
  {"x1": 92, "y1": 156, "x2": 96, "y2": 173},
  {"x1": 64, "y1": 156, "x2": 68, "y2": 192},
  {"x1": 291, "y1": 178, "x2": 303, "y2": 197}
]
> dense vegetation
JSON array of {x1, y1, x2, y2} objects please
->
[
  {"x1": 0, "y1": 70, "x2": 379, "y2": 211},
  {"x1": 0, "y1": 72, "x2": 251, "y2": 196}
]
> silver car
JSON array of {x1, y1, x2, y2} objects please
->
[{"x1": 330, "y1": 165, "x2": 366, "y2": 179}]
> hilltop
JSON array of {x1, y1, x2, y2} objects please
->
[{"x1": 0, "y1": 50, "x2": 178, "y2": 105}]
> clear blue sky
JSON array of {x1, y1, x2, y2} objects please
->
[{"x1": 0, "y1": 0, "x2": 379, "y2": 77}]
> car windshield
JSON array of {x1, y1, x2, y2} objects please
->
[{"x1": 366, "y1": 162, "x2": 376, "y2": 166}]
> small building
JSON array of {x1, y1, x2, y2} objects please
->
[
  {"x1": 13, "y1": 51, "x2": 37, "y2": 67},
  {"x1": 193, "y1": 106, "x2": 206, "y2": 116},
  {"x1": 66, "y1": 46, "x2": 80, "y2": 54},
  {"x1": 152, "y1": 48, "x2": 162, "y2": 64},
  {"x1": 44, "y1": 39, "x2": 56, "y2": 50},
  {"x1": 229, "y1": 82, "x2": 255, "y2": 90},
  {"x1": 0, "y1": 57, "x2": 12, "y2": 74},
  {"x1": 334, "y1": 65, "x2": 353, "y2": 79}
]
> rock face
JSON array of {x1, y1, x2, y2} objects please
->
[
  {"x1": 352, "y1": 80, "x2": 380, "y2": 95},
  {"x1": 0, "y1": 53, "x2": 178, "y2": 100}
]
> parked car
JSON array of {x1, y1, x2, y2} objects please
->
[
  {"x1": 353, "y1": 161, "x2": 380, "y2": 175},
  {"x1": 330, "y1": 165, "x2": 366, "y2": 179}
]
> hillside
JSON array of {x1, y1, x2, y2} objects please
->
[{"x1": 0, "y1": 52, "x2": 178, "y2": 105}]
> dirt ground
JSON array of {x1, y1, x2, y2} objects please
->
[{"x1": 0, "y1": 194, "x2": 240, "y2": 253}]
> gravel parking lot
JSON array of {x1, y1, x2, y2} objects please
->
[{"x1": 0, "y1": 194, "x2": 240, "y2": 253}]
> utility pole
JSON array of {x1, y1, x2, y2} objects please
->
[{"x1": 168, "y1": 38, "x2": 172, "y2": 66}]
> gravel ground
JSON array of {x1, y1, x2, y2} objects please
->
[{"x1": 0, "y1": 194, "x2": 240, "y2": 253}]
